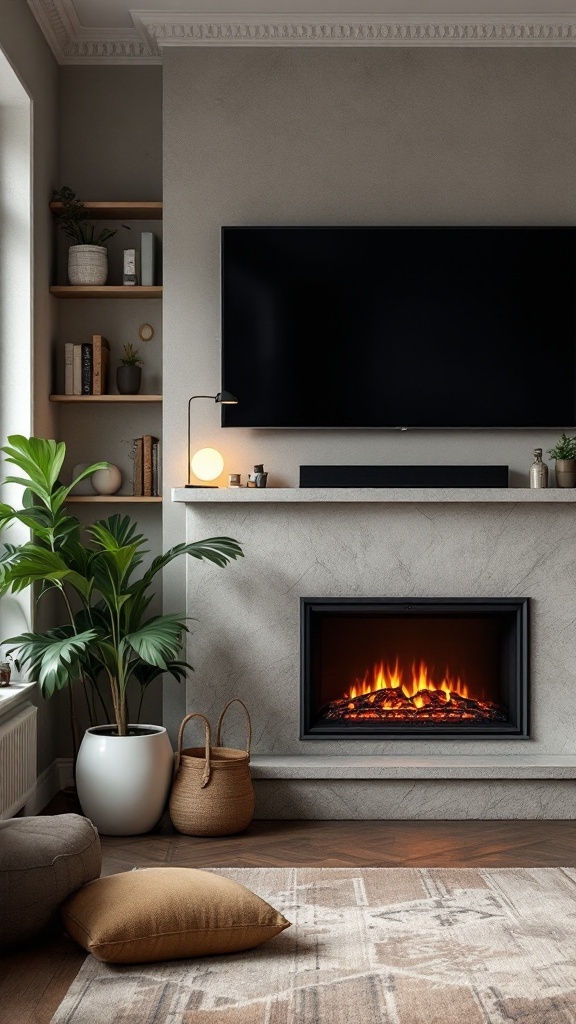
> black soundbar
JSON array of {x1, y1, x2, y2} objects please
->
[{"x1": 299, "y1": 465, "x2": 509, "y2": 488}]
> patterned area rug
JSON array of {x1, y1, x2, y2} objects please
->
[{"x1": 51, "y1": 867, "x2": 576, "y2": 1023}]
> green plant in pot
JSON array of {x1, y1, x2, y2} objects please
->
[
  {"x1": 547, "y1": 433, "x2": 576, "y2": 489},
  {"x1": 52, "y1": 185, "x2": 128, "y2": 287},
  {"x1": 0, "y1": 436, "x2": 243, "y2": 834},
  {"x1": 117, "y1": 343, "x2": 142, "y2": 395}
]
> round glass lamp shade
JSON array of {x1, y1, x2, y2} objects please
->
[{"x1": 191, "y1": 447, "x2": 224, "y2": 482}]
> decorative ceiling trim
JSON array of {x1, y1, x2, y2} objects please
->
[
  {"x1": 27, "y1": 0, "x2": 161, "y2": 64},
  {"x1": 26, "y1": 4, "x2": 576, "y2": 64},
  {"x1": 132, "y1": 13, "x2": 576, "y2": 49}
]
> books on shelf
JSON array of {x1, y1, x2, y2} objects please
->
[
  {"x1": 64, "y1": 343, "x2": 74, "y2": 394},
  {"x1": 132, "y1": 435, "x2": 160, "y2": 496},
  {"x1": 132, "y1": 438, "x2": 143, "y2": 496},
  {"x1": 81, "y1": 343, "x2": 92, "y2": 395},
  {"x1": 92, "y1": 335, "x2": 110, "y2": 395},
  {"x1": 73, "y1": 345, "x2": 82, "y2": 395},
  {"x1": 65, "y1": 335, "x2": 110, "y2": 395}
]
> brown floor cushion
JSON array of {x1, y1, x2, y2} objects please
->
[
  {"x1": 0, "y1": 813, "x2": 101, "y2": 949},
  {"x1": 61, "y1": 866, "x2": 291, "y2": 963}
]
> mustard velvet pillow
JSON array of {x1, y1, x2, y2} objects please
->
[{"x1": 61, "y1": 867, "x2": 291, "y2": 964}]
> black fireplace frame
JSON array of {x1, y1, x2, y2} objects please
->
[{"x1": 300, "y1": 597, "x2": 530, "y2": 739}]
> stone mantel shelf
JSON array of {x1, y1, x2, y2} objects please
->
[
  {"x1": 173, "y1": 487, "x2": 576, "y2": 504},
  {"x1": 250, "y1": 755, "x2": 576, "y2": 780}
]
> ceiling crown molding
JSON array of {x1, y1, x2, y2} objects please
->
[
  {"x1": 27, "y1": 4, "x2": 576, "y2": 64},
  {"x1": 27, "y1": 0, "x2": 161, "y2": 64},
  {"x1": 132, "y1": 13, "x2": 576, "y2": 49}
]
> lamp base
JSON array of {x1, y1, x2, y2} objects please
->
[{"x1": 185, "y1": 484, "x2": 219, "y2": 488}]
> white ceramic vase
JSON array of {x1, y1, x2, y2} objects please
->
[
  {"x1": 91, "y1": 465, "x2": 122, "y2": 495},
  {"x1": 68, "y1": 244, "x2": 108, "y2": 286},
  {"x1": 75, "y1": 725, "x2": 174, "y2": 835}
]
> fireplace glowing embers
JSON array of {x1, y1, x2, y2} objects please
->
[
  {"x1": 300, "y1": 599, "x2": 530, "y2": 738},
  {"x1": 321, "y1": 658, "x2": 508, "y2": 724}
]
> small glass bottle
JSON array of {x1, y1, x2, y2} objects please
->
[{"x1": 529, "y1": 448, "x2": 548, "y2": 489}]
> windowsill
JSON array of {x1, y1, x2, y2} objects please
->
[{"x1": 0, "y1": 680, "x2": 38, "y2": 719}]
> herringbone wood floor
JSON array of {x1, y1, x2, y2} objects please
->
[{"x1": 3, "y1": 793, "x2": 576, "y2": 1024}]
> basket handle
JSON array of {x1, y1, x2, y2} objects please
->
[
  {"x1": 175, "y1": 712, "x2": 212, "y2": 788},
  {"x1": 216, "y1": 698, "x2": 252, "y2": 754}
]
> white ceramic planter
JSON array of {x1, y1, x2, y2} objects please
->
[
  {"x1": 68, "y1": 244, "x2": 108, "y2": 286},
  {"x1": 76, "y1": 725, "x2": 174, "y2": 836}
]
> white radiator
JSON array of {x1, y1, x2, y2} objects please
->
[{"x1": 0, "y1": 703, "x2": 37, "y2": 818}]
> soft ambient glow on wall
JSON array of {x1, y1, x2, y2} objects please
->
[{"x1": 186, "y1": 391, "x2": 238, "y2": 488}]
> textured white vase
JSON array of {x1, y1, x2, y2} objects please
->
[
  {"x1": 76, "y1": 725, "x2": 174, "y2": 835},
  {"x1": 68, "y1": 244, "x2": 108, "y2": 286}
]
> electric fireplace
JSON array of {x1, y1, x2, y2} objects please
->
[{"x1": 300, "y1": 598, "x2": 529, "y2": 739}]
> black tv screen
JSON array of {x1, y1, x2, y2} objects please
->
[{"x1": 221, "y1": 226, "x2": 576, "y2": 428}]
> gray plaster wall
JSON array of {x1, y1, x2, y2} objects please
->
[{"x1": 163, "y1": 47, "x2": 576, "y2": 740}]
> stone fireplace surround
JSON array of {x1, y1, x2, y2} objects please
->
[{"x1": 172, "y1": 488, "x2": 576, "y2": 819}]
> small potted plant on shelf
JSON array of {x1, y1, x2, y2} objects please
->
[
  {"x1": 0, "y1": 435, "x2": 243, "y2": 835},
  {"x1": 547, "y1": 433, "x2": 576, "y2": 488},
  {"x1": 52, "y1": 185, "x2": 128, "y2": 286},
  {"x1": 117, "y1": 343, "x2": 143, "y2": 394},
  {"x1": 0, "y1": 653, "x2": 15, "y2": 687}
]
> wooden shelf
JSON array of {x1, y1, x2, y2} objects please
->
[
  {"x1": 50, "y1": 286, "x2": 162, "y2": 299},
  {"x1": 50, "y1": 200, "x2": 164, "y2": 507},
  {"x1": 50, "y1": 201, "x2": 163, "y2": 220},
  {"x1": 66, "y1": 496, "x2": 162, "y2": 504},
  {"x1": 50, "y1": 394, "x2": 162, "y2": 403}
]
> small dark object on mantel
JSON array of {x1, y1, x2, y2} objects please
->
[
  {"x1": 0, "y1": 661, "x2": 12, "y2": 687},
  {"x1": 247, "y1": 464, "x2": 268, "y2": 488}
]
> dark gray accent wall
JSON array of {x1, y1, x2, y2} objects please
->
[
  {"x1": 57, "y1": 66, "x2": 164, "y2": 750},
  {"x1": 59, "y1": 67, "x2": 162, "y2": 200}
]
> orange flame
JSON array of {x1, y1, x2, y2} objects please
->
[{"x1": 345, "y1": 659, "x2": 469, "y2": 702}]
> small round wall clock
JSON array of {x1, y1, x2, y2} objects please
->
[{"x1": 138, "y1": 323, "x2": 155, "y2": 343}]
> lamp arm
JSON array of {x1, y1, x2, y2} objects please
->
[{"x1": 187, "y1": 394, "x2": 218, "y2": 486}]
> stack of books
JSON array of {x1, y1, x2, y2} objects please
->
[
  {"x1": 64, "y1": 335, "x2": 110, "y2": 395},
  {"x1": 131, "y1": 435, "x2": 160, "y2": 496}
]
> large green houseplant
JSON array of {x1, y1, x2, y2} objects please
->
[
  {"x1": 0, "y1": 436, "x2": 243, "y2": 833},
  {"x1": 0, "y1": 435, "x2": 242, "y2": 734}
]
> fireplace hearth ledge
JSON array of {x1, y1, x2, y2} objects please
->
[
  {"x1": 173, "y1": 487, "x2": 576, "y2": 503},
  {"x1": 250, "y1": 755, "x2": 576, "y2": 780}
]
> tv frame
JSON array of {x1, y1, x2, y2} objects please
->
[{"x1": 221, "y1": 225, "x2": 576, "y2": 430}]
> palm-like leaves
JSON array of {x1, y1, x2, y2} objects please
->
[
  {"x1": 123, "y1": 614, "x2": 189, "y2": 670},
  {"x1": 6, "y1": 628, "x2": 98, "y2": 698},
  {"x1": 0, "y1": 437, "x2": 244, "y2": 735}
]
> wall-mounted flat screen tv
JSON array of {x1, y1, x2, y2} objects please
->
[{"x1": 221, "y1": 226, "x2": 576, "y2": 428}]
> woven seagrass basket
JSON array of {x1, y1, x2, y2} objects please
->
[
  {"x1": 169, "y1": 699, "x2": 255, "y2": 837},
  {"x1": 68, "y1": 244, "x2": 108, "y2": 285}
]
